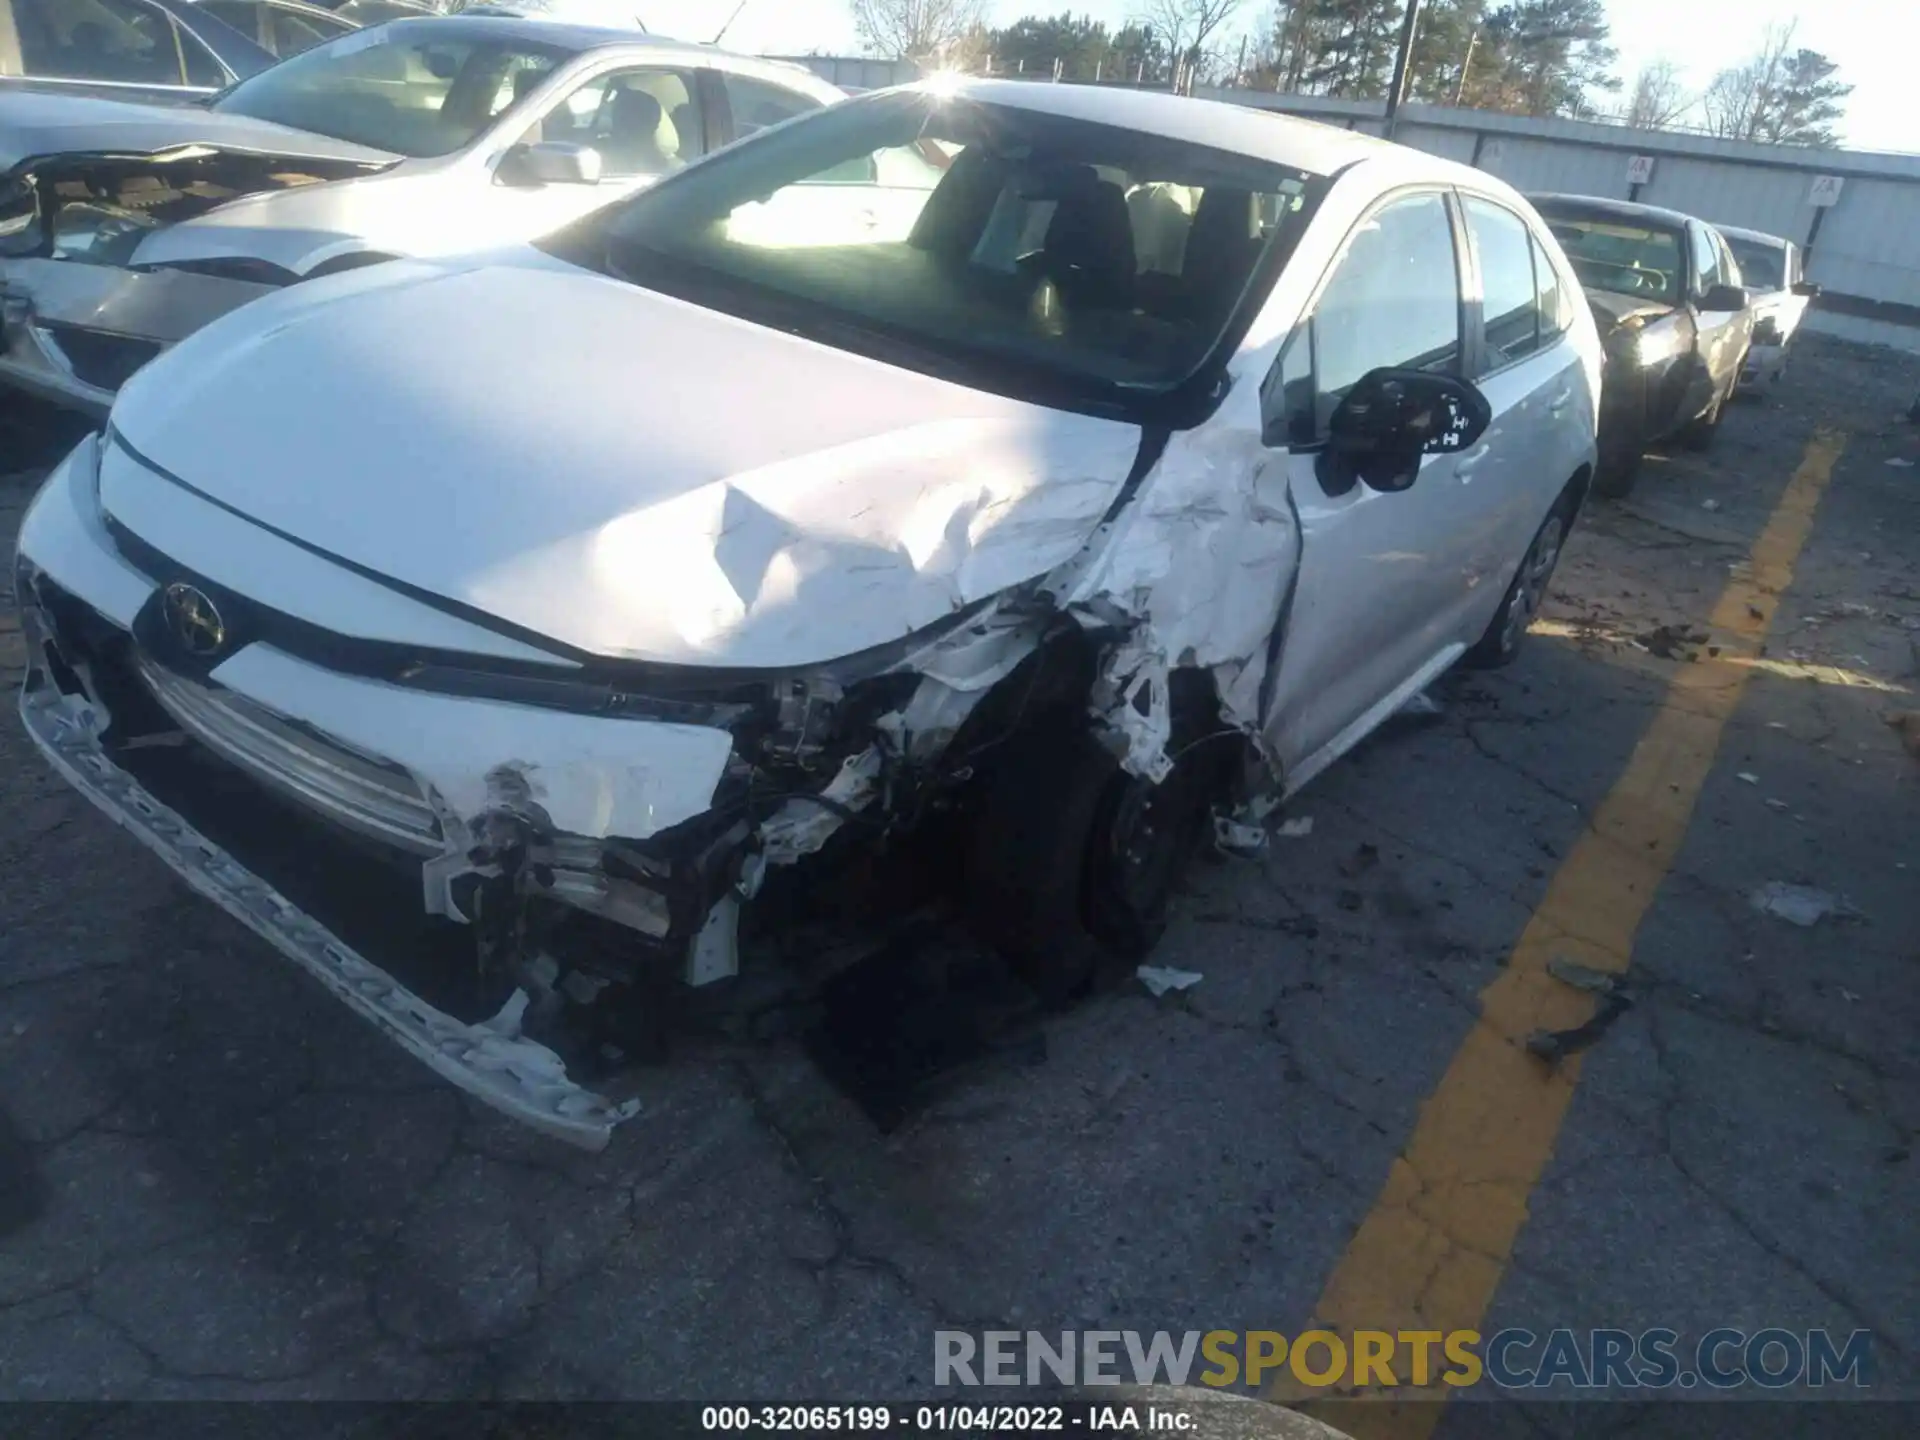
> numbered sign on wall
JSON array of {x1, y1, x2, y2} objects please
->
[{"x1": 1808, "y1": 175, "x2": 1845, "y2": 208}]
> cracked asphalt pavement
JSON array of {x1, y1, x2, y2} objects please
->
[{"x1": 0, "y1": 336, "x2": 1915, "y2": 1432}]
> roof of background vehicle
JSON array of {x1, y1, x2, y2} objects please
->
[
  {"x1": 362, "y1": 16, "x2": 841, "y2": 89},
  {"x1": 1715, "y1": 221, "x2": 1793, "y2": 250},
  {"x1": 923, "y1": 77, "x2": 1405, "y2": 178},
  {"x1": 1527, "y1": 191, "x2": 1697, "y2": 230}
]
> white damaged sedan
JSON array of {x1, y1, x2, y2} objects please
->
[{"x1": 15, "y1": 80, "x2": 1601, "y2": 1145}]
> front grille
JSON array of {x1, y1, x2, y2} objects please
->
[
  {"x1": 134, "y1": 655, "x2": 442, "y2": 855},
  {"x1": 40, "y1": 323, "x2": 163, "y2": 390}
]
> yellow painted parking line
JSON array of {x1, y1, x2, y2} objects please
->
[{"x1": 1267, "y1": 429, "x2": 1849, "y2": 1436}]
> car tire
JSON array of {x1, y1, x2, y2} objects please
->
[
  {"x1": 1592, "y1": 444, "x2": 1643, "y2": 499},
  {"x1": 961, "y1": 723, "x2": 1212, "y2": 1002},
  {"x1": 1466, "y1": 493, "x2": 1574, "y2": 669}
]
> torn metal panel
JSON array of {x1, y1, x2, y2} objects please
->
[
  {"x1": 1088, "y1": 630, "x2": 1173, "y2": 783},
  {"x1": 207, "y1": 644, "x2": 736, "y2": 842},
  {"x1": 1056, "y1": 422, "x2": 1301, "y2": 754},
  {"x1": 1, "y1": 257, "x2": 274, "y2": 341},
  {"x1": 758, "y1": 745, "x2": 884, "y2": 865},
  {"x1": 16, "y1": 684, "x2": 637, "y2": 1149}
]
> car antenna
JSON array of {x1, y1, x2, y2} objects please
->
[{"x1": 710, "y1": 0, "x2": 748, "y2": 44}]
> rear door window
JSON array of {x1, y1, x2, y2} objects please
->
[
  {"x1": 199, "y1": 0, "x2": 351, "y2": 57},
  {"x1": 1691, "y1": 224, "x2": 1722, "y2": 295},
  {"x1": 510, "y1": 66, "x2": 702, "y2": 178},
  {"x1": 720, "y1": 72, "x2": 823, "y2": 141},
  {"x1": 15, "y1": 0, "x2": 210, "y2": 85},
  {"x1": 1464, "y1": 196, "x2": 1543, "y2": 372}
]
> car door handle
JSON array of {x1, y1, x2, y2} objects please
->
[
  {"x1": 1547, "y1": 388, "x2": 1574, "y2": 415},
  {"x1": 1456, "y1": 446, "x2": 1490, "y2": 479}
]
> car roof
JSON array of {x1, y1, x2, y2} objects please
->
[
  {"x1": 923, "y1": 78, "x2": 1397, "y2": 178},
  {"x1": 1715, "y1": 221, "x2": 1792, "y2": 250},
  {"x1": 1527, "y1": 191, "x2": 1696, "y2": 230},
  {"x1": 367, "y1": 15, "x2": 830, "y2": 80}
]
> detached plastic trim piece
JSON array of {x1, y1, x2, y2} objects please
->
[{"x1": 17, "y1": 682, "x2": 637, "y2": 1151}]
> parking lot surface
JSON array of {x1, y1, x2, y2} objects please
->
[{"x1": 1, "y1": 336, "x2": 1916, "y2": 1433}]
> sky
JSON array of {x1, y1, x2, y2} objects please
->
[{"x1": 625, "y1": 0, "x2": 1917, "y2": 154}]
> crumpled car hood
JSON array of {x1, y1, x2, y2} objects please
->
[
  {"x1": 109, "y1": 247, "x2": 1143, "y2": 669},
  {"x1": 129, "y1": 168, "x2": 426, "y2": 273},
  {"x1": 0, "y1": 89, "x2": 400, "y2": 174}
]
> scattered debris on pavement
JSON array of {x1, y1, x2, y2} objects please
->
[
  {"x1": 1528, "y1": 990, "x2": 1635, "y2": 1065},
  {"x1": 1636, "y1": 622, "x2": 1710, "y2": 660},
  {"x1": 1547, "y1": 955, "x2": 1624, "y2": 995},
  {"x1": 1277, "y1": 816, "x2": 1315, "y2": 838},
  {"x1": 1750, "y1": 882, "x2": 1863, "y2": 927},
  {"x1": 1339, "y1": 843, "x2": 1381, "y2": 878},
  {"x1": 1136, "y1": 965, "x2": 1204, "y2": 998},
  {"x1": 1886, "y1": 711, "x2": 1920, "y2": 760},
  {"x1": 1527, "y1": 954, "x2": 1635, "y2": 1066}
]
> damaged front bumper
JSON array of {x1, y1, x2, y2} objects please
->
[
  {"x1": 17, "y1": 677, "x2": 641, "y2": 1149},
  {"x1": 10, "y1": 437, "x2": 930, "y2": 1146},
  {"x1": 0, "y1": 258, "x2": 272, "y2": 413}
]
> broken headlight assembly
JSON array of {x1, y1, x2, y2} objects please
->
[{"x1": 50, "y1": 202, "x2": 161, "y2": 266}]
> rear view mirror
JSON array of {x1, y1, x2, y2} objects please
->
[
  {"x1": 1791, "y1": 280, "x2": 1822, "y2": 299},
  {"x1": 497, "y1": 141, "x2": 603, "y2": 188},
  {"x1": 1320, "y1": 369, "x2": 1493, "y2": 494},
  {"x1": 1700, "y1": 283, "x2": 1750, "y2": 313}
]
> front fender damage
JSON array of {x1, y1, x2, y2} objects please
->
[
  {"x1": 16, "y1": 398, "x2": 1302, "y2": 1146},
  {"x1": 325, "y1": 421, "x2": 1302, "y2": 1133}
]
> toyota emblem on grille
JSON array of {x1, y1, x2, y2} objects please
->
[{"x1": 162, "y1": 582, "x2": 227, "y2": 657}]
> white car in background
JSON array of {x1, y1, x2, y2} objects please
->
[
  {"x1": 1719, "y1": 223, "x2": 1820, "y2": 385},
  {"x1": 16, "y1": 81, "x2": 1600, "y2": 1144},
  {"x1": 0, "y1": 15, "x2": 845, "y2": 411}
]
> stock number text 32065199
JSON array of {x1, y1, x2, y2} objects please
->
[{"x1": 701, "y1": 1404, "x2": 1079, "y2": 1432}]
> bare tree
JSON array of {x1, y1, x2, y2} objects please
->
[
  {"x1": 1703, "y1": 22, "x2": 1850, "y2": 146},
  {"x1": 1702, "y1": 24, "x2": 1790, "y2": 139},
  {"x1": 1142, "y1": 0, "x2": 1247, "y2": 90},
  {"x1": 850, "y1": 0, "x2": 989, "y2": 64},
  {"x1": 1622, "y1": 58, "x2": 1689, "y2": 129}
]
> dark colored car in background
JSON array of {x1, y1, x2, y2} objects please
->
[
  {"x1": 0, "y1": 0, "x2": 355, "y2": 104},
  {"x1": 1529, "y1": 193, "x2": 1754, "y2": 497}
]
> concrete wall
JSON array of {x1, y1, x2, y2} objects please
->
[{"x1": 766, "y1": 55, "x2": 920, "y2": 92}]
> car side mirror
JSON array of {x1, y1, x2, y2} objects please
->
[
  {"x1": 1318, "y1": 368, "x2": 1493, "y2": 495},
  {"x1": 497, "y1": 141, "x2": 603, "y2": 188},
  {"x1": 1699, "y1": 283, "x2": 1750, "y2": 313},
  {"x1": 1791, "y1": 280, "x2": 1821, "y2": 299}
]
